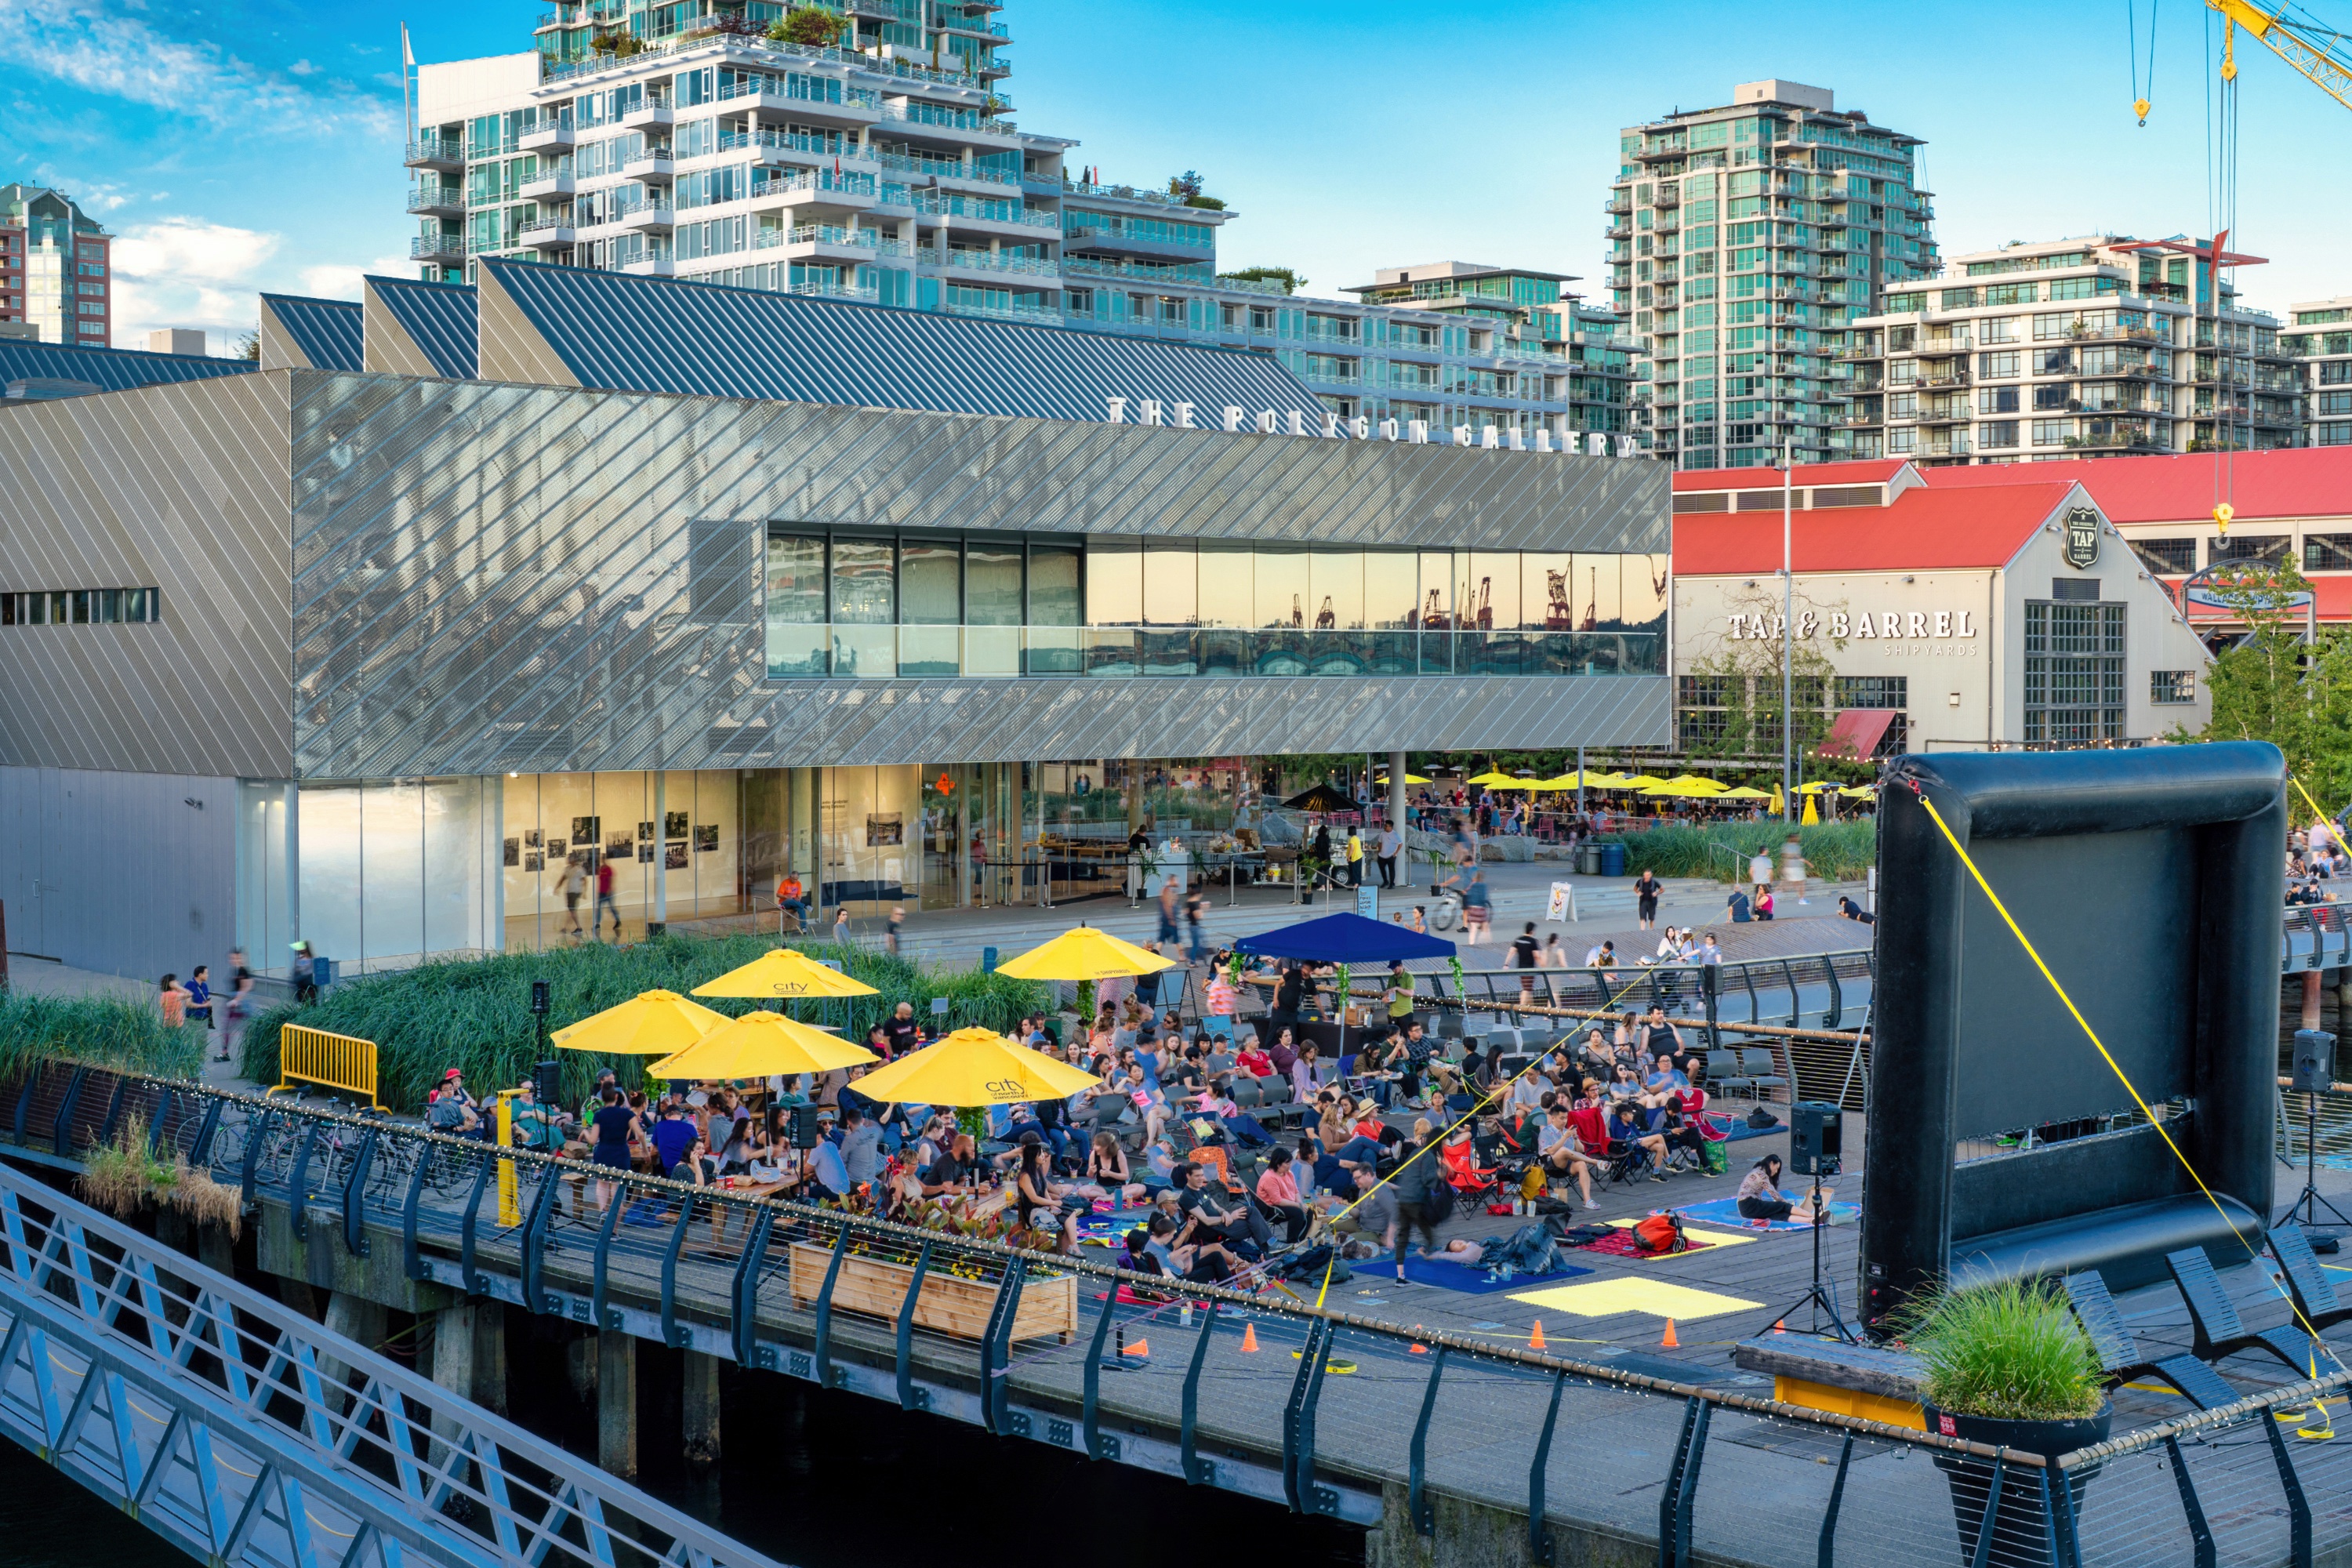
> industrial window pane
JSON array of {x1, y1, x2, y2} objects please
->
[
  {"x1": 829, "y1": 535, "x2": 895, "y2": 623},
  {"x1": 1523, "y1": 554, "x2": 1573, "y2": 630},
  {"x1": 1254, "y1": 546, "x2": 1308, "y2": 630},
  {"x1": 1027, "y1": 542, "x2": 1080, "y2": 626},
  {"x1": 1143, "y1": 541, "x2": 1197, "y2": 626},
  {"x1": 1417, "y1": 551, "x2": 1452, "y2": 628},
  {"x1": 965, "y1": 540, "x2": 1022, "y2": 626},
  {"x1": 1084, "y1": 539, "x2": 1140, "y2": 626},
  {"x1": 1308, "y1": 550, "x2": 1361, "y2": 630},
  {"x1": 766, "y1": 534, "x2": 826, "y2": 622},
  {"x1": 1363, "y1": 553, "x2": 1417, "y2": 630},
  {"x1": 1465, "y1": 554, "x2": 1516, "y2": 631},
  {"x1": 1197, "y1": 543, "x2": 1252, "y2": 628},
  {"x1": 898, "y1": 537, "x2": 960, "y2": 625}
]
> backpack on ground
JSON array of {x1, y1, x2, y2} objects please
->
[{"x1": 1633, "y1": 1212, "x2": 1688, "y2": 1254}]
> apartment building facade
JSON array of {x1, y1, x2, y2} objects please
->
[
  {"x1": 1610, "y1": 79, "x2": 1940, "y2": 472},
  {"x1": 1838, "y1": 237, "x2": 2299, "y2": 466},
  {"x1": 2282, "y1": 296, "x2": 2352, "y2": 448},
  {"x1": 1, "y1": 185, "x2": 111, "y2": 347},
  {"x1": 408, "y1": 10, "x2": 1635, "y2": 443}
]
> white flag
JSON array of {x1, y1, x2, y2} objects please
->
[{"x1": 401, "y1": 23, "x2": 415, "y2": 67}]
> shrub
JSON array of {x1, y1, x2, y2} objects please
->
[
  {"x1": 0, "y1": 993, "x2": 207, "y2": 1083},
  {"x1": 241, "y1": 933, "x2": 1049, "y2": 1113},
  {"x1": 1602, "y1": 820, "x2": 1876, "y2": 884},
  {"x1": 770, "y1": 5, "x2": 842, "y2": 46},
  {"x1": 1904, "y1": 1279, "x2": 2105, "y2": 1421},
  {"x1": 78, "y1": 1114, "x2": 241, "y2": 1236}
]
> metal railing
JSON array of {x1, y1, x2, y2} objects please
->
[
  {"x1": 9, "y1": 1064, "x2": 2347, "y2": 1565},
  {"x1": 0, "y1": 1160, "x2": 780, "y2": 1568},
  {"x1": 275, "y1": 1025, "x2": 381, "y2": 1109}
]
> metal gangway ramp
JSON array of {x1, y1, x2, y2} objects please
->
[{"x1": 0, "y1": 1160, "x2": 783, "y2": 1568}]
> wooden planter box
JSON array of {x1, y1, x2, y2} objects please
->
[{"x1": 788, "y1": 1241, "x2": 1076, "y2": 1344}]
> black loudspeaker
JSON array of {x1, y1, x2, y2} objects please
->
[
  {"x1": 533, "y1": 1058, "x2": 561, "y2": 1109},
  {"x1": 2293, "y1": 1029, "x2": 2338, "y2": 1094},
  {"x1": 1791, "y1": 1101, "x2": 1842, "y2": 1178},
  {"x1": 789, "y1": 1103, "x2": 825, "y2": 1149}
]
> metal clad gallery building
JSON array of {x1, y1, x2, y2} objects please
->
[
  {"x1": 1671, "y1": 460, "x2": 2212, "y2": 757},
  {"x1": 0, "y1": 262, "x2": 1669, "y2": 982}
]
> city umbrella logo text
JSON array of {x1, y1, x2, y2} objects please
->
[
  {"x1": 985, "y1": 1078, "x2": 1030, "y2": 1098},
  {"x1": 2064, "y1": 506, "x2": 2101, "y2": 571}
]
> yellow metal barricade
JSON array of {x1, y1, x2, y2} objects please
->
[{"x1": 274, "y1": 1024, "x2": 383, "y2": 1109}]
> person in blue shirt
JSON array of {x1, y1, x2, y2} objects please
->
[
  {"x1": 1643, "y1": 1052, "x2": 1690, "y2": 1106},
  {"x1": 650, "y1": 1102, "x2": 698, "y2": 1173},
  {"x1": 806, "y1": 1120, "x2": 851, "y2": 1200},
  {"x1": 185, "y1": 966, "x2": 214, "y2": 1033}
]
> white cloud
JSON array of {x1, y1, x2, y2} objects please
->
[
  {"x1": 288, "y1": 58, "x2": 318, "y2": 77},
  {"x1": 297, "y1": 256, "x2": 413, "y2": 301},
  {"x1": 0, "y1": 0, "x2": 399, "y2": 136},
  {"x1": 110, "y1": 217, "x2": 281, "y2": 351}
]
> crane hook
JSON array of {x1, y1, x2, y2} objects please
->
[{"x1": 2134, "y1": 96, "x2": 2151, "y2": 123}]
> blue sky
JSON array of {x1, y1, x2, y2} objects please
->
[{"x1": 9, "y1": 0, "x2": 2347, "y2": 351}]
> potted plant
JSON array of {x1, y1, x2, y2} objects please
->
[{"x1": 1906, "y1": 1279, "x2": 2111, "y2": 1568}]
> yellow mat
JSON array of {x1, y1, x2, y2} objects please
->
[{"x1": 1509, "y1": 1277, "x2": 1762, "y2": 1321}]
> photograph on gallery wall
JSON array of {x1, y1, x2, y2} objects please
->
[
  {"x1": 666, "y1": 810, "x2": 688, "y2": 839},
  {"x1": 866, "y1": 813, "x2": 903, "y2": 847},
  {"x1": 503, "y1": 837, "x2": 520, "y2": 867},
  {"x1": 637, "y1": 820, "x2": 655, "y2": 841},
  {"x1": 605, "y1": 833, "x2": 634, "y2": 862},
  {"x1": 572, "y1": 815, "x2": 601, "y2": 847},
  {"x1": 694, "y1": 824, "x2": 718, "y2": 852},
  {"x1": 524, "y1": 828, "x2": 543, "y2": 848},
  {"x1": 637, "y1": 841, "x2": 655, "y2": 862},
  {"x1": 523, "y1": 851, "x2": 544, "y2": 872},
  {"x1": 665, "y1": 842, "x2": 688, "y2": 869}
]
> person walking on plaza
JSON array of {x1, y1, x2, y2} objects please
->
[
  {"x1": 159, "y1": 974, "x2": 188, "y2": 1028},
  {"x1": 220, "y1": 947, "x2": 253, "y2": 1064},
  {"x1": 1157, "y1": 877, "x2": 1180, "y2": 946},
  {"x1": 1633, "y1": 867, "x2": 1662, "y2": 931},
  {"x1": 1377, "y1": 819, "x2": 1402, "y2": 888},
  {"x1": 1461, "y1": 869, "x2": 1492, "y2": 944},
  {"x1": 291, "y1": 941, "x2": 318, "y2": 1004},
  {"x1": 886, "y1": 905, "x2": 905, "y2": 956},
  {"x1": 1747, "y1": 848, "x2": 1773, "y2": 909},
  {"x1": 1345, "y1": 827, "x2": 1364, "y2": 887},
  {"x1": 1511, "y1": 921, "x2": 1541, "y2": 1006},
  {"x1": 593, "y1": 855, "x2": 620, "y2": 941},
  {"x1": 833, "y1": 906, "x2": 852, "y2": 946},
  {"x1": 555, "y1": 853, "x2": 588, "y2": 938},
  {"x1": 1183, "y1": 887, "x2": 1207, "y2": 964}
]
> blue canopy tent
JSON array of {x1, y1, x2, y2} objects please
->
[{"x1": 1233, "y1": 913, "x2": 1454, "y2": 1065}]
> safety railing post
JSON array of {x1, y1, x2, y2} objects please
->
[
  {"x1": 893, "y1": 1240, "x2": 934, "y2": 1411},
  {"x1": 590, "y1": 1177, "x2": 627, "y2": 1326},
  {"x1": 1658, "y1": 1397, "x2": 1700, "y2": 1566},
  {"x1": 1082, "y1": 1276, "x2": 1117, "y2": 1459},
  {"x1": 458, "y1": 1151, "x2": 494, "y2": 1296},
  {"x1": 1671, "y1": 1399, "x2": 1711, "y2": 1568},
  {"x1": 731, "y1": 1208, "x2": 775, "y2": 1370},
  {"x1": 1820, "y1": 955, "x2": 1842, "y2": 1029},
  {"x1": 190, "y1": 1098, "x2": 224, "y2": 1168},
  {"x1": 1178, "y1": 1301, "x2": 1219, "y2": 1486},
  {"x1": 52, "y1": 1065, "x2": 88, "y2": 1156},
  {"x1": 2162, "y1": 1435, "x2": 2216, "y2": 1568},
  {"x1": 1966, "y1": 1452, "x2": 2005, "y2": 1568},
  {"x1": 521, "y1": 1163, "x2": 559, "y2": 1312},
  {"x1": 147, "y1": 1089, "x2": 175, "y2": 1157},
  {"x1": 1700, "y1": 965, "x2": 1720, "y2": 1051},
  {"x1": 1779, "y1": 959, "x2": 1802, "y2": 1027},
  {"x1": 811, "y1": 1221, "x2": 851, "y2": 1388},
  {"x1": 400, "y1": 1127, "x2": 430, "y2": 1279},
  {"x1": 1815, "y1": 1431, "x2": 1852, "y2": 1568},
  {"x1": 342, "y1": 1129, "x2": 378, "y2": 1258},
  {"x1": 1281, "y1": 1317, "x2": 1330, "y2": 1513},
  {"x1": 243, "y1": 1107, "x2": 278, "y2": 1205},
  {"x1": 978, "y1": 1258, "x2": 1025, "y2": 1435},
  {"x1": 659, "y1": 1189, "x2": 699, "y2": 1346},
  {"x1": 1527, "y1": 1370, "x2": 1565, "y2": 1564},
  {"x1": 287, "y1": 1121, "x2": 322, "y2": 1240},
  {"x1": 2264, "y1": 1416, "x2": 2314, "y2": 1568},
  {"x1": 1293, "y1": 1320, "x2": 1335, "y2": 1516},
  {"x1": 1408, "y1": 1345, "x2": 1446, "y2": 1535}
]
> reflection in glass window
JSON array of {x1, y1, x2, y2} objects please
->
[
  {"x1": 1143, "y1": 541, "x2": 1197, "y2": 626},
  {"x1": 1465, "y1": 554, "x2": 1518, "y2": 631},
  {"x1": 1417, "y1": 551, "x2": 1452, "y2": 628},
  {"x1": 966, "y1": 540, "x2": 1022, "y2": 625},
  {"x1": 898, "y1": 538, "x2": 960, "y2": 624},
  {"x1": 1623, "y1": 554, "x2": 1670, "y2": 633},
  {"x1": 1028, "y1": 541, "x2": 1081, "y2": 625},
  {"x1": 830, "y1": 535, "x2": 894, "y2": 622},
  {"x1": 1086, "y1": 539, "x2": 1141, "y2": 625},
  {"x1": 1197, "y1": 543, "x2": 1253, "y2": 626},
  {"x1": 1523, "y1": 554, "x2": 1573, "y2": 630},
  {"x1": 1254, "y1": 548, "x2": 1309, "y2": 630},
  {"x1": 1309, "y1": 551, "x2": 1362, "y2": 630},
  {"x1": 1571, "y1": 555, "x2": 1623, "y2": 630},
  {"x1": 1365, "y1": 553, "x2": 1417, "y2": 630}
]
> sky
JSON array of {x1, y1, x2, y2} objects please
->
[{"x1": 8, "y1": 0, "x2": 2350, "y2": 354}]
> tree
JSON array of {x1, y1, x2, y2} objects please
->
[
  {"x1": 769, "y1": 5, "x2": 844, "y2": 47},
  {"x1": 2190, "y1": 557, "x2": 2352, "y2": 808},
  {"x1": 235, "y1": 330, "x2": 260, "y2": 362},
  {"x1": 1167, "y1": 170, "x2": 1203, "y2": 200},
  {"x1": 1677, "y1": 580, "x2": 1849, "y2": 763},
  {"x1": 1219, "y1": 266, "x2": 1302, "y2": 295}
]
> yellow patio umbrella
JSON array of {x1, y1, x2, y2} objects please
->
[
  {"x1": 849, "y1": 1026, "x2": 1102, "y2": 1106},
  {"x1": 1528, "y1": 775, "x2": 1581, "y2": 791},
  {"x1": 1719, "y1": 786, "x2": 1775, "y2": 800},
  {"x1": 1841, "y1": 784, "x2": 1878, "y2": 799},
  {"x1": 691, "y1": 946, "x2": 879, "y2": 1000},
  {"x1": 995, "y1": 925, "x2": 1176, "y2": 982},
  {"x1": 648, "y1": 1010, "x2": 877, "y2": 1080},
  {"x1": 1485, "y1": 775, "x2": 1544, "y2": 789},
  {"x1": 1794, "y1": 781, "x2": 1842, "y2": 794},
  {"x1": 1802, "y1": 793, "x2": 1820, "y2": 825},
  {"x1": 1577, "y1": 771, "x2": 1632, "y2": 788},
  {"x1": 1617, "y1": 775, "x2": 1666, "y2": 789},
  {"x1": 549, "y1": 989, "x2": 733, "y2": 1056},
  {"x1": 1465, "y1": 769, "x2": 1522, "y2": 786},
  {"x1": 1664, "y1": 774, "x2": 1730, "y2": 792},
  {"x1": 1769, "y1": 782, "x2": 1786, "y2": 815},
  {"x1": 1639, "y1": 779, "x2": 1726, "y2": 797},
  {"x1": 1377, "y1": 772, "x2": 1432, "y2": 786}
]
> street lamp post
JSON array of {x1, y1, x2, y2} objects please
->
[{"x1": 1781, "y1": 440, "x2": 1795, "y2": 822}]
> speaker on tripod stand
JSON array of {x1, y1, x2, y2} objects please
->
[
  {"x1": 2286, "y1": 1029, "x2": 2347, "y2": 1245},
  {"x1": 1792, "y1": 1102, "x2": 1842, "y2": 1178}
]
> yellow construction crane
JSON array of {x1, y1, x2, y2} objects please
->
[{"x1": 2205, "y1": 0, "x2": 2352, "y2": 112}]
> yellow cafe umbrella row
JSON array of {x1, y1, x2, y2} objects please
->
[
  {"x1": 994, "y1": 924, "x2": 1174, "y2": 983},
  {"x1": 549, "y1": 989, "x2": 732, "y2": 1056},
  {"x1": 849, "y1": 1026, "x2": 1100, "y2": 1108},
  {"x1": 648, "y1": 1011, "x2": 876, "y2": 1080},
  {"x1": 691, "y1": 946, "x2": 878, "y2": 1000}
]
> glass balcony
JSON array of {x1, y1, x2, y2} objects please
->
[{"x1": 764, "y1": 626, "x2": 1663, "y2": 681}]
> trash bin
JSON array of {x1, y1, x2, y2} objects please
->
[
  {"x1": 1599, "y1": 842, "x2": 1628, "y2": 877},
  {"x1": 1577, "y1": 844, "x2": 1603, "y2": 877}
]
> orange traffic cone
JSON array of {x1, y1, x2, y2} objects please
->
[
  {"x1": 1240, "y1": 1323, "x2": 1260, "y2": 1352},
  {"x1": 1772, "y1": 1319, "x2": 1787, "y2": 1335},
  {"x1": 1661, "y1": 1319, "x2": 1680, "y2": 1348},
  {"x1": 1123, "y1": 1338, "x2": 1150, "y2": 1357},
  {"x1": 1410, "y1": 1343, "x2": 1428, "y2": 1354},
  {"x1": 1529, "y1": 1319, "x2": 1548, "y2": 1351}
]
